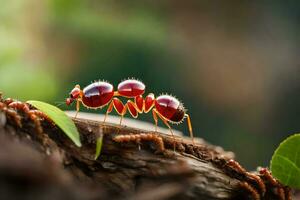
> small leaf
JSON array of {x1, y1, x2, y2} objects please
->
[
  {"x1": 95, "y1": 134, "x2": 103, "y2": 160},
  {"x1": 27, "y1": 100, "x2": 81, "y2": 147},
  {"x1": 270, "y1": 133, "x2": 300, "y2": 189}
]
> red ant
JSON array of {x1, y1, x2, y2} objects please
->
[{"x1": 66, "y1": 79, "x2": 195, "y2": 144}]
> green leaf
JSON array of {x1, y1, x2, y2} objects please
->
[
  {"x1": 27, "y1": 100, "x2": 81, "y2": 147},
  {"x1": 270, "y1": 133, "x2": 300, "y2": 189},
  {"x1": 95, "y1": 134, "x2": 103, "y2": 160}
]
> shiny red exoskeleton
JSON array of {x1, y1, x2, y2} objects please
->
[{"x1": 66, "y1": 79, "x2": 194, "y2": 144}]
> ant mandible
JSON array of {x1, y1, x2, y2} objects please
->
[{"x1": 66, "y1": 79, "x2": 195, "y2": 144}]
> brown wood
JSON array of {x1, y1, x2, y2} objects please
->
[{"x1": 0, "y1": 107, "x2": 292, "y2": 200}]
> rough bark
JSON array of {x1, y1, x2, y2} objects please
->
[{"x1": 0, "y1": 109, "x2": 292, "y2": 200}]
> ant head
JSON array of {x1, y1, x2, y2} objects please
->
[{"x1": 66, "y1": 84, "x2": 81, "y2": 106}]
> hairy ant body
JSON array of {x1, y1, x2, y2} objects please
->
[
  {"x1": 0, "y1": 97, "x2": 51, "y2": 146},
  {"x1": 7, "y1": 101, "x2": 50, "y2": 135},
  {"x1": 113, "y1": 133, "x2": 165, "y2": 152},
  {"x1": 226, "y1": 159, "x2": 266, "y2": 197},
  {"x1": 221, "y1": 159, "x2": 291, "y2": 200},
  {"x1": 259, "y1": 168, "x2": 292, "y2": 200},
  {"x1": 66, "y1": 79, "x2": 195, "y2": 144}
]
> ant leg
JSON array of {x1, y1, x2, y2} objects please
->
[
  {"x1": 152, "y1": 109, "x2": 158, "y2": 132},
  {"x1": 119, "y1": 115, "x2": 124, "y2": 125},
  {"x1": 74, "y1": 100, "x2": 80, "y2": 119},
  {"x1": 125, "y1": 100, "x2": 139, "y2": 118},
  {"x1": 153, "y1": 108, "x2": 176, "y2": 151},
  {"x1": 119, "y1": 100, "x2": 139, "y2": 125},
  {"x1": 151, "y1": 109, "x2": 162, "y2": 152},
  {"x1": 119, "y1": 105, "x2": 128, "y2": 125},
  {"x1": 103, "y1": 101, "x2": 114, "y2": 123},
  {"x1": 109, "y1": 98, "x2": 126, "y2": 126},
  {"x1": 185, "y1": 114, "x2": 195, "y2": 144},
  {"x1": 107, "y1": 98, "x2": 139, "y2": 126}
]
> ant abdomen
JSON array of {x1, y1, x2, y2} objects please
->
[{"x1": 155, "y1": 95, "x2": 185, "y2": 124}]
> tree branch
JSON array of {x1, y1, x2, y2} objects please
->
[{"x1": 0, "y1": 105, "x2": 292, "y2": 200}]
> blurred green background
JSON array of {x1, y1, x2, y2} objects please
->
[{"x1": 1, "y1": 0, "x2": 300, "y2": 169}]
